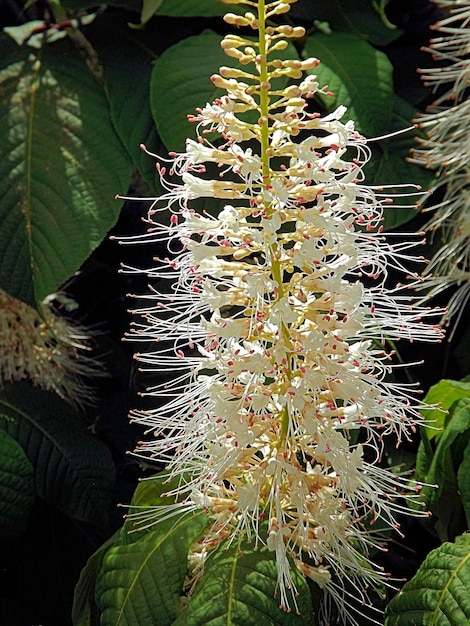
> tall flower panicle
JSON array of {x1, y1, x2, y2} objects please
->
[
  {"x1": 0, "y1": 289, "x2": 101, "y2": 406},
  {"x1": 410, "y1": 0, "x2": 470, "y2": 331},
  {"x1": 121, "y1": 0, "x2": 442, "y2": 622}
]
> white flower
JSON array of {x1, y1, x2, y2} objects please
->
[{"x1": 125, "y1": 1, "x2": 442, "y2": 623}]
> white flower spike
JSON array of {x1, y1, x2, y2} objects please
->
[
  {"x1": 410, "y1": 0, "x2": 470, "y2": 333},
  {"x1": 0, "y1": 290, "x2": 101, "y2": 406},
  {"x1": 122, "y1": 1, "x2": 442, "y2": 623}
]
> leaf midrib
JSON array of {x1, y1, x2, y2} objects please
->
[
  {"x1": 114, "y1": 512, "x2": 205, "y2": 625},
  {"x1": 430, "y1": 538, "x2": 470, "y2": 625},
  {"x1": 24, "y1": 47, "x2": 43, "y2": 305}
]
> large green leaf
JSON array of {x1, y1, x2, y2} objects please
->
[
  {"x1": 337, "y1": 0, "x2": 403, "y2": 44},
  {"x1": 85, "y1": 14, "x2": 161, "y2": 189},
  {"x1": 302, "y1": 34, "x2": 429, "y2": 228},
  {"x1": 95, "y1": 508, "x2": 209, "y2": 626},
  {"x1": 0, "y1": 382, "x2": 115, "y2": 527},
  {"x1": 302, "y1": 31, "x2": 431, "y2": 229},
  {"x1": 150, "y1": 30, "x2": 298, "y2": 152},
  {"x1": 304, "y1": 32, "x2": 394, "y2": 138},
  {"x1": 73, "y1": 529, "x2": 123, "y2": 626},
  {"x1": 421, "y1": 379, "x2": 470, "y2": 442},
  {"x1": 415, "y1": 398, "x2": 470, "y2": 542},
  {"x1": 174, "y1": 535, "x2": 315, "y2": 626},
  {"x1": 0, "y1": 34, "x2": 131, "y2": 306},
  {"x1": 415, "y1": 379, "x2": 470, "y2": 496},
  {"x1": 150, "y1": 30, "x2": 227, "y2": 151},
  {"x1": 0, "y1": 428, "x2": 35, "y2": 542},
  {"x1": 385, "y1": 533, "x2": 470, "y2": 625}
]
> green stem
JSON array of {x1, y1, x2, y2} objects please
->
[
  {"x1": 257, "y1": 1, "x2": 290, "y2": 448},
  {"x1": 258, "y1": 0, "x2": 270, "y2": 182}
]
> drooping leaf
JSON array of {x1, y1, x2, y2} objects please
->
[
  {"x1": 95, "y1": 508, "x2": 209, "y2": 626},
  {"x1": 0, "y1": 34, "x2": 131, "y2": 306},
  {"x1": 0, "y1": 428, "x2": 35, "y2": 542},
  {"x1": 415, "y1": 379, "x2": 470, "y2": 501},
  {"x1": 458, "y1": 444, "x2": 470, "y2": 529},
  {"x1": 85, "y1": 13, "x2": 161, "y2": 189},
  {"x1": 0, "y1": 382, "x2": 115, "y2": 528},
  {"x1": 421, "y1": 379, "x2": 470, "y2": 441},
  {"x1": 174, "y1": 535, "x2": 315, "y2": 626},
  {"x1": 304, "y1": 32, "x2": 394, "y2": 138},
  {"x1": 415, "y1": 398, "x2": 470, "y2": 542},
  {"x1": 72, "y1": 529, "x2": 122, "y2": 626},
  {"x1": 150, "y1": 30, "x2": 298, "y2": 152},
  {"x1": 385, "y1": 533, "x2": 470, "y2": 625}
]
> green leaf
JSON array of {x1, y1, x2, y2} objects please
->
[
  {"x1": 0, "y1": 382, "x2": 115, "y2": 528},
  {"x1": 303, "y1": 31, "x2": 432, "y2": 229},
  {"x1": 150, "y1": 30, "x2": 226, "y2": 152},
  {"x1": 129, "y1": 471, "x2": 177, "y2": 508},
  {"x1": 0, "y1": 428, "x2": 35, "y2": 542},
  {"x1": 373, "y1": 96, "x2": 437, "y2": 230},
  {"x1": 73, "y1": 530, "x2": 122, "y2": 626},
  {"x1": 421, "y1": 379, "x2": 470, "y2": 442},
  {"x1": 133, "y1": 0, "x2": 164, "y2": 26},
  {"x1": 85, "y1": 14, "x2": 160, "y2": 189},
  {"x1": 415, "y1": 399, "x2": 470, "y2": 542},
  {"x1": 345, "y1": 0, "x2": 402, "y2": 44},
  {"x1": 304, "y1": 32, "x2": 394, "y2": 138},
  {"x1": 63, "y1": 0, "x2": 242, "y2": 15},
  {"x1": 0, "y1": 35, "x2": 131, "y2": 306},
  {"x1": 155, "y1": 0, "x2": 243, "y2": 16},
  {"x1": 458, "y1": 444, "x2": 470, "y2": 530},
  {"x1": 95, "y1": 509, "x2": 209, "y2": 626},
  {"x1": 310, "y1": 0, "x2": 403, "y2": 45},
  {"x1": 150, "y1": 30, "x2": 298, "y2": 152},
  {"x1": 385, "y1": 533, "x2": 470, "y2": 625},
  {"x1": 61, "y1": 0, "x2": 141, "y2": 10},
  {"x1": 174, "y1": 535, "x2": 315, "y2": 626}
]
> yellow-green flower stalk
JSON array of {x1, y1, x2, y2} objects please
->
[
  {"x1": 122, "y1": 0, "x2": 442, "y2": 621},
  {"x1": 0, "y1": 289, "x2": 100, "y2": 406},
  {"x1": 411, "y1": 1, "x2": 470, "y2": 332}
]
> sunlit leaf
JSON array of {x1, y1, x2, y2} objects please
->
[
  {"x1": 95, "y1": 510, "x2": 209, "y2": 626},
  {"x1": 0, "y1": 35, "x2": 131, "y2": 305},
  {"x1": 385, "y1": 533, "x2": 470, "y2": 625},
  {"x1": 173, "y1": 535, "x2": 315, "y2": 626},
  {"x1": 151, "y1": 30, "x2": 298, "y2": 152},
  {"x1": 304, "y1": 32, "x2": 394, "y2": 138}
]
